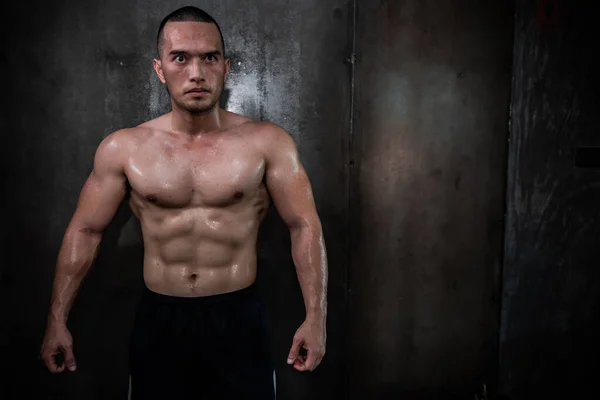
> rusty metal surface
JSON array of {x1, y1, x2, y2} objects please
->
[{"x1": 348, "y1": 0, "x2": 513, "y2": 397}]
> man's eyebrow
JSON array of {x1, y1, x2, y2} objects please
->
[
  {"x1": 168, "y1": 49, "x2": 188, "y2": 56},
  {"x1": 168, "y1": 49, "x2": 222, "y2": 56}
]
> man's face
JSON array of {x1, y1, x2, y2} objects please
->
[{"x1": 154, "y1": 21, "x2": 229, "y2": 114}]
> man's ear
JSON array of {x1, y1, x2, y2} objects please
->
[
  {"x1": 224, "y1": 57, "x2": 230, "y2": 82},
  {"x1": 153, "y1": 58, "x2": 166, "y2": 84}
]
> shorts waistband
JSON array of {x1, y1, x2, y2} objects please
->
[{"x1": 142, "y1": 282, "x2": 258, "y2": 306}]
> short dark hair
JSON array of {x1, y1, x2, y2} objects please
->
[{"x1": 156, "y1": 6, "x2": 225, "y2": 57}]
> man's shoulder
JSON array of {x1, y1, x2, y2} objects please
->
[
  {"x1": 137, "y1": 113, "x2": 169, "y2": 131},
  {"x1": 101, "y1": 126, "x2": 149, "y2": 148},
  {"x1": 223, "y1": 110, "x2": 286, "y2": 136},
  {"x1": 236, "y1": 120, "x2": 297, "y2": 160},
  {"x1": 108, "y1": 115, "x2": 166, "y2": 143},
  {"x1": 93, "y1": 125, "x2": 157, "y2": 173},
  {"x1": 95, "y1": 124, "x2": 156, "y2": 166},
  {"x1": 235, "y1": 118, "x2": 293, "y2": 143},
  {"x1": 223, "y1": 110, "x2": 254, "y2": 127}
]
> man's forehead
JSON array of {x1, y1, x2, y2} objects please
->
[{"x1": 163, "y1": 21, "x2": 221, "y2": 45}]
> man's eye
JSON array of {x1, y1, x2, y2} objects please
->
[
  {"x1": 206, "y1": 55, "x2": 216, "y2": 62},
  {"x1": 174, "y1": 55, "x2": 185, "y2": 62}
]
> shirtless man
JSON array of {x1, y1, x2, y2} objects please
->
[{"x1": 40, "y1": 6, "x2": 327, "y2": 399}]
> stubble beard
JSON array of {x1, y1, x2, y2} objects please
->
[
  {"x1": 175, "y1": 95, "x2": 219, "y2": 115},
  {"x1": 171, "y1": 78, "x2": 224, "y2": 115}
]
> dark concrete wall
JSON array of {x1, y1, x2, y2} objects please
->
[
  {"x1": 1, "y1": 0, "x2": 544, "y2": 399},
  {"x1": 1, "y1": 1, "x2": 351, "y2": 399},
  {"x1": 348, "y1": 0, "x2": 513, "y2": 398},
  {"x1": 499, "y1": 0, "x2": 600, "y2": 397}
]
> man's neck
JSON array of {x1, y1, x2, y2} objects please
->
[{"x1": 170, "y1": 104, "x2": 223, "y2": 136}]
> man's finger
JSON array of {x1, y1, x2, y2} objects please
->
[
  {"x1": 55, "y1": 362, "x2": 66, "y2": 373},
  {"x1": 287, "y1": 337, "x2": 303, "y2": 365},
  {"x1": 295, "y1": 351, "x2": 317, "y2": 372},
  {"x1": 293, "y1": 353, "x2": 305, "y2": 369},
  {"x1": 43, "y1": 352, "x2": 64, "y2": 374},
  {"x1": 63, "y1": 346, "x2": 77, "y2": 372},
  {"x1": 305, "y1": 351, "x2": 318, "y2": 371}
]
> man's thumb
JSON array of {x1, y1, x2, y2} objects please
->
[
  {"x1": 287, "y1": 336, "x2": 302, "y2": 364},
  {"x1": 63, "y1": 346, "x2": 77, "y2": 371}
]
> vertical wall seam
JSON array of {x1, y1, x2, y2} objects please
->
[
  {"x1": 343, "y1": 0, "x2": 357, "y2": 398},
  {"x1": 497, "y1": 2, "x2": 519, "y2": 393}
]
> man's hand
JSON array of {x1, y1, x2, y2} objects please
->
[
  {"x1": 287, "y1": 318, "x2": 326, "y2": 372},
  {"x1": 40, "y1": 323, "x2": 77, "y2": 373}
]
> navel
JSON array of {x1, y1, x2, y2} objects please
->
[{"x1": 233, "y1": 191, "x2": 244, "y2": 199}]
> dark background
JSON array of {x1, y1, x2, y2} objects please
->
[{"x1": 1, "y1": 0, "x2": 598, "y2": 399}]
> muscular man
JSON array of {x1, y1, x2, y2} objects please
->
[{"x1": 40, "y1": 6, "x2": 328, "y2": 399}]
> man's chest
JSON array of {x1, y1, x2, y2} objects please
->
[{"x1": 124, "y1": 137, "x2": 266, "y2": 208}]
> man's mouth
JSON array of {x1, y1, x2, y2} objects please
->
[{"x1": 187, "y1": 88, "x2": 210, "y2": 94}]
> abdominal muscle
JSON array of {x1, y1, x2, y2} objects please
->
[{"x1": 134, "y1": 203, "x2": 264, "y2": 297}]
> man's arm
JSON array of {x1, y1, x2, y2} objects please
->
[
  {"x1": 261, "y1": 123, "x2": 328, "y2": 372},
  {"x1": 41, "y1": 130, "x2": 128, "y2": 373}
]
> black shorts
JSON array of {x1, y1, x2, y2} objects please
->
[{"x1": 128, "y1": 283, "x2": 275, "y2": 400}]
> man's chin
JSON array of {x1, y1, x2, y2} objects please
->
[{"x1": 179, "y1": 100, "x2": 217, "y2": 114}]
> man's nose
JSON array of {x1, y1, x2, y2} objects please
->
[{"x1": 189, "y1": 58, "x2": 205, "y2": 82}]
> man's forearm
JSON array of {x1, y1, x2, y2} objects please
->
[
  {"x1": 290, "y1": 220, "x2": 328, "y2": 321},
  {"x1": 48, "y1": 228, "x2": 102, "y2": 325}
]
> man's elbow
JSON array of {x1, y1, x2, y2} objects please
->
[
  {"x1": 67, "y1": 220, "x2": 105, "y2": 241},
  {"x1": 287, "y1": 215, "x2": 322, "y2": 234}
]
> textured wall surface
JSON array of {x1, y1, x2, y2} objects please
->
[
  {"x1": 2, "y1": 0, "x2": 556, "y2": 399},
  {"x1": 499, "y1": 0, "x2": 600, "y2": 397},
  {"x1": 348, "y1": 0, "x2": 513, "y2": 397},
  {"x1": 1, "y1": 1, "x2": 351, "y2": 399}
]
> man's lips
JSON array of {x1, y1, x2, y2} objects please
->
[{"x1": 186, "y1": 88, "x2": 210, "y2": 94}]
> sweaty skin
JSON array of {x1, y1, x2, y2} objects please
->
[
  {"x1": 122, "y1": 113, "x2": 275, "y2": 296},
  {"x1": 40, "y1": 19, "x2": 327, "y2": 376}
]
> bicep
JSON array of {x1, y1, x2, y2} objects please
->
[
  {"x1": 264, "y1": 129, "x2": 320, "y2": 229},
  {"x1": 69, "y1": 134, "x2": 127, "y2": 233}
]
